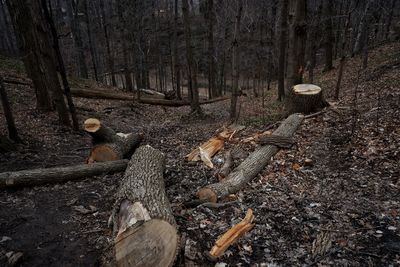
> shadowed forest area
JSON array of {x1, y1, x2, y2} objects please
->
[{"x1": 0, "y1": 0, "x2": 399, "y2": 266}]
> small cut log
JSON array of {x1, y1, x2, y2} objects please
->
[
  {"x1": 86, "y1": 133, "x2": 143, "y2": 163},
  {"x1": 0, "y1": 160, "x2": 128, "y2": 188},
  {"x1": 84, "y1": 118, "x2": 119, "y2": 144},
  {"x1": 289, "y1": 84, "x2": 328, "y2": 114},
  {"x1": 110, "y1": 145, "x2": 178, "y2": 267},
  {"x1": 197, "y1": 114, "x2": 303, "y2": 202}
]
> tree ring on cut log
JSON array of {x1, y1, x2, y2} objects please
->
[
  {"x1": 115, "y1": 219, "x2": 178, "y2": 267},
  {"x1": 290, "y1": 84, "x2": 326, "y2": 114},
  {"x1": 84, "y1": 118, "x2": 101, "y2": 132}
]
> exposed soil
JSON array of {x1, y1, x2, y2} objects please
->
[{"x1": 0, "y1": 42, "x2": 399, "y2": 266}]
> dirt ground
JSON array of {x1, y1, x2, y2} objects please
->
[{"x1": 0, "y1": 42, "x2": 399, "y2": 266}]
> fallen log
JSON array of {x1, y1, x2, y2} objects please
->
[
  {"x1": 71, "y1": 88, "x2": 135, "y2": 101},
  {"x1": 197, "y1": 114, "x2": 304, "y2": 202},
  {"x1": 71, "y1": 87, "x2": 229, "y2": 106},
  {"x1": 109, "y1": 145, "x2": 178, "y2": 267},
  {"x1": 83, "y1": 118, "x2": 119, "y2": 144},
  {"x1": 0, "y1": 160, "x2": 128, "y2": 188},
  {"x1": 86, "y1": 133, "x2": 143, "y2": 163}
]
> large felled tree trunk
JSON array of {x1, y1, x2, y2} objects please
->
[
  {"x1": 110, "y1": 145, "x2": 178, "y2": 267},
  {"x1": 197, "y1": 114, "x2": 303, "y2": 202},
  {"x1": 6, "y1": 0, "x2": 70, "y2": 126}
]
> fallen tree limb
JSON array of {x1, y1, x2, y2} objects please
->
[
  {"x1": 197, "y1": 114, "x2": 304, "y2": 202},
  {"x1": 207, "y1": 209, "x2": 255, "y2": 260},
  {"x1": 0, "y1": 160, "x2": 128, "y2": 188},
  {"x1": 139, "y1": 96, "x2": 229, "y2": 107},
  {"x1": 109, "y1": 145, "x2": 178, "y2": 267}
]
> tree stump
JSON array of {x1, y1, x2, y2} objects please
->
[
  {"x1": 290, "y1": 84, "x2": 328, "y2": 114},
  {"x1": 110, "y1": 145, "x2": 178, "y2": 267}
]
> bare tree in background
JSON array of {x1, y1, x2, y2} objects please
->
[{"x1": 277, "y1": 0, "x2": 288, "y2": 101}]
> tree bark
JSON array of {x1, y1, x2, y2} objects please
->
[
  {"x1": 173, "y1": 0, "x2": 181, "y2": 99},
  {"x1": 182, "y1": 0, "x2": 201, "y2": 114},
  {"x1": 110, "y1": 145, "x2": 178, "y2": 267},
  {"x1": 230, "y1": 0, "x2": 243, "y2": 121},
  {"x1": 207, "y1": 0, "x2": 216, "y2": 98},
  {"x1": 286, "y1": 0, "x2": 307, "y2": 94},
  {"x1": 323, "y1": 0, "x2": 334, "y2": 71},
  {"x1": 0, "y1": 76, "x2": 21, "y2": 142},
  {"x1": 100, "y1": 0, "x2": 116, "y2": 86},
  {"x1": 277, "y1": 0, "x2": 289, "y2": 101},
  {"x1": 42, "y1": 0, "x2": 79, "y2": 130},
  {"x1": 0, "y1": 160, "x2": 128, "y2": 188},
  {"x1": 83, "y1": 0, "x2": 99, "y2": 82},
  {"x1": 66, "y1": 0, "x2": 88, "y2": 78},
  {"x1": 197, "y1": 114, "x2": 304, "y2": 202},
  {"x1": 6, "y1": 0, "x2": 70, "y2": 126}
]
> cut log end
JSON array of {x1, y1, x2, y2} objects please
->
[
  {"x1": 83, "y1": 118, "x2": 101, "y2": 133},
  {"x1": 293, "y1": 84, "x2": 321, "y2": 95},
  {"x1": 86, "y1": 144, "x2": 119, "y2": 163},
  {"x1": 115, "y1": 219, "x2": 178, "y2": 267}
]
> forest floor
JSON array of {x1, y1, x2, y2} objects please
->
[{"x1": 0, "y1": 41, "x2": 399, "y2": 267}]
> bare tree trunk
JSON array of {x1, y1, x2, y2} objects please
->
[
  {"x1": 42, "y1": 0, "x2": 78, "y2": 130},
  {"x1": 100, "y1": 0, "x2": 116, "y2": 86},
  {"x1": 83, "y1": 0, "x2": 99, "y2": 82},
  {"x1": 0, "y1": 76, "x2": 21, "y2": 142},
  {"x1": 323, "y1": 0, "x2": 334, "y2": 71},
  {"x1": 385, "y1": 0, "x2": 397, "y2": 40},
  {"x1": 277, "y1": 0, "x2": 289, "y2": 101},
  {"x1": 7, "y1": 0, "x2": 70, "y2": 126},
  {"x1": 66, "y1": 0, "x2": 88, "y2": 78},
  {"x1": 352, "y1": 0, "x2": 371, "y2": 56},
  {"x1": 308, "y1": 1, "x2": 322, "y2": 83},
  {"x1": 335, "y1": 4, "x2": 353, "y2": 100},
  {"x1": 117, "y1": 0, "x2": 133, "y2": 91},
  {"x1": 173, "y1": 0, "x2": 181, "y2": 99},
  {"x1": 230, "y1": 0, "x2": 243, "y2": 121},
  {"x1": 207, "y1": 0, "x2": 216, "y2": 98},
  {"x1": 182, "y1": 0, "x2": 201, "y2": 114},
  {"x1": 286, "y1": 0, "x2": 307, "y2": 94}
]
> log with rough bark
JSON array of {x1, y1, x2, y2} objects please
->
[
  {"x1": 289, "y1": 84, "x2": 328, "y2": 114},
  {"x1": 86, "y1": 133, "x2": 143, "y2": 163},
  {"x1": 0, "y1": 160, "x2": 128, "y2": 188},
  {"x1": 197, "y1": 114, "x2": 304, "y2": 202},
  {"x1": 109, "y1": 145, "x2": 178, "y2": 267},
  {"x1": 257, "y1": 135, "x2": 294, "y2": 148}
]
